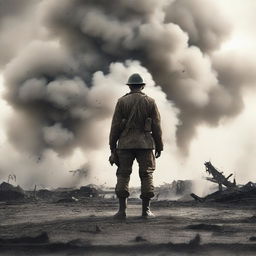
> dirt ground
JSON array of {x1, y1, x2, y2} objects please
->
[{"x1": 1, "y1": 198, "x2": 256, "y2": 255}]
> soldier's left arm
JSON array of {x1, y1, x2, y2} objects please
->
[
  {"x1": 109, "y1": 100, "x2": 123, "y2": 152},
  {"x1": 151, "y1": 100, "x2": 163, "y2": 154}
]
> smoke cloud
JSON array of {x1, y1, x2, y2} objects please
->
[
  {"x1": 165, "y1": 0, "x2": 231, "y2": 52},
  {"x1": 0, "y1": 0, "x2": 256, "y2": 187}
]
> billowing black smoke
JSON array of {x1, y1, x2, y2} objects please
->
[{"x1": 1, "y1": 0, "x2": 256, "y2": 158}]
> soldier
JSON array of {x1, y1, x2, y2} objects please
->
[{"x1": 109, "y1": 73, "x2": 163, "y2": 219}]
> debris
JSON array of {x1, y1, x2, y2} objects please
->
[
  {"x1": 95, "y1": 225, "x2": 101, "y2": 233},
  {"x1": 33, "y1": 184, "x2": 37, "y2": 200},
  {"x1": 134, "y1": 236, "x2": 147, "y2": 242},
  {"x1": 188, "y1": 234, "x2": 201, "y2": 247},
  {"x1": 190, "y1": 193, "x2": 204, "y2": 202},
  {"x1": 204, "y1": 161, "x2": 236, "y2": 191},
  {"x1": 245, "y1": 216, "x2": 256, "y2": 223},
  {"x1": 0, "y1": 182, "x2": 25, "y2": 201},
  {"x1": 80, "y1": 184, "x2": 100, "y2": 197},
  {"x1": 155, "y1": 180, "x2": 193, "y2": 200},
  {"x1": 69, "y1": 167, "x2": 88, "y2": 178},
  {"x1": 36, "y1": 189, "x2": 54, "y2": 200},
  {"x1": 71, "y1": 196, "x2": 79, "y2": 202},
  {"x1": 191, "y1": 162, "x2": 256, "y2": 203},
  {"x1": 249, "y1": 236, "x2": 256, "y2": 242}
]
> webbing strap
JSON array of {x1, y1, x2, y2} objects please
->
[{"x1": 122, "y1": 95, "x2": 146, "y2": 135}]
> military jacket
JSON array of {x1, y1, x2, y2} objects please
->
[{"x1": 109, "y1": 91, "x2": 163, "y2": 151}]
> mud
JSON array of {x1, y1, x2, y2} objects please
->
[{"x1": 1, "y1": 199, "x2": 256, "y2": 255}]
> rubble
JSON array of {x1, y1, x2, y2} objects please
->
[
  {"x1": 0, "y1": 181, "x2": 106, "y2": 202},
  {"x1": 244, "y1": 216, "x2": 256, "y2": 223},
  {"x1": 249, "y1": 236, "x2": 256, "y2": 242},
  {"x1": 79, "y1": 184, "x2": 100, "y2": 197},
  {"x1": 0, "y1": 182, "x2": 25, "y2": 201},
  {"x1": 155, "y1": 180, "x2": 193, "y2": 200},
  {"x1": 188, "y1": 234, "x2": 201, "y2": 247},
  {"x1": 191, "y1": 161, "x2": 256, "y2": 203},
  {"x1": 36, "y1": 184, "x2": 102, "y2": 201},
  {"x1": 36, "y1": 189, "x2": 54, "y2": 200},
  {"x1": 134, "y1": 236, "x2": 147, "y2": 242}
]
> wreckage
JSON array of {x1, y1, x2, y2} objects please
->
[
  {"x1": 191, "y1": 161, "x2": 256, "y2": 203},
  {"x1": 204, "y1": 161, "x2": 236, "y2": 191},
  {"x1": 155, "y1": 180, "x2": 193, "y2": 200},
  {"x1": 0, "y1": 182, "x2": 25, "y2": 201}
]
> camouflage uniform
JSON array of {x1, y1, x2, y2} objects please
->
[{"x1": 109, "y1": 90, "x2": 163, "y2": 199}]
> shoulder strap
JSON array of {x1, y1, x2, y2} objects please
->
[{"x1": 122, "y1": 95, "x2": 146, "y2": 135}]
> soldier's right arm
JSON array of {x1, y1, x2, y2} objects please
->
[
  {"x1": 109, "y1": 100, "x2": 123, "y2": 151},
  {"x1": 151, "y1": 100, "x2": 163, "y2": 152}
]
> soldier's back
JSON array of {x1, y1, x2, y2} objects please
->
[
  {"x1": 119, "y1": 91, "x2": 154, "y2": 126},
  {"x1": 117, "y1": 91, "x2": 155, "y2": 149}
]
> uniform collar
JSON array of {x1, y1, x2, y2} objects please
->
[{"x1": 128, "y1": 90, "x2": 144, "y2": 95}]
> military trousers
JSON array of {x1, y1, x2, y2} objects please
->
[{"x1": 115, "y1": 149, "x2": 155, "y2": 199}]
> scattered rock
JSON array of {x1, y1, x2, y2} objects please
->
[
  {"x1": 95, "y1": 225, "x2": 102, "y2": 233},
  {"x1": 249, "y1": 236, "x2": 256, "y2": 241},
  {"x1": 71, "y1": 196, "x2": 79, "y2": 202},
  {"x1": 134, "y1": 236, "x2": 147, "y2": 242},
  {"x1": 245, "y1": 216, "x2": 256, "y2": 223},
  {"x1": 188, "y1": 234, "x2": 201, "y2": 247},
  {"x1": 80, "y1": 185, "x2": 100, "y2": 197}
]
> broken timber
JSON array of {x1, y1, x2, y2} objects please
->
[
  {"x1": 191, "y1": 162, "x2": 256, "y2": 203},
  {"x1": 204, "y1": 161, "x2": 236, "y2": 191}
]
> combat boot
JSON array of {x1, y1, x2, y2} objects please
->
[
  {"x1": 142, "y1": 198, "x2": 155, "y2": 219},
  {"x1": 114, "y1": 197, "x2": 127, "y2": 220}
]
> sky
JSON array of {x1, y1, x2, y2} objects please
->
[
  {"x1": 219, "y1": 0, "x2": 256, "y2": 51},
  {"x1": 0, "y1": 0, "x2": 256, "y2": 192}
]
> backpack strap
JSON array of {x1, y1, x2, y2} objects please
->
[{"x1": 122, "y1": 95, "x2": 146, "y2": 136}]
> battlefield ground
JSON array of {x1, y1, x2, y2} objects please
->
[{"x1": 1, "y1": 196, "x2": 256, "y2": 256}]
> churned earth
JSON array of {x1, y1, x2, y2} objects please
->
[{"x1": 1, "y1": 198, "x2": 256, "y2": 255}]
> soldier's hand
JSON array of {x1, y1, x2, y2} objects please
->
[
  {"x1": 109, "y1": 153, "x2": 115, "y2": 166},
  {"x1": 155, "y1": 151, "x2": 161, "y2": 158}
]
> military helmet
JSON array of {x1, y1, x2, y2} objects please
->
[{"x1": 126, "y1": 73, "x2": 145, "y2": 85}]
